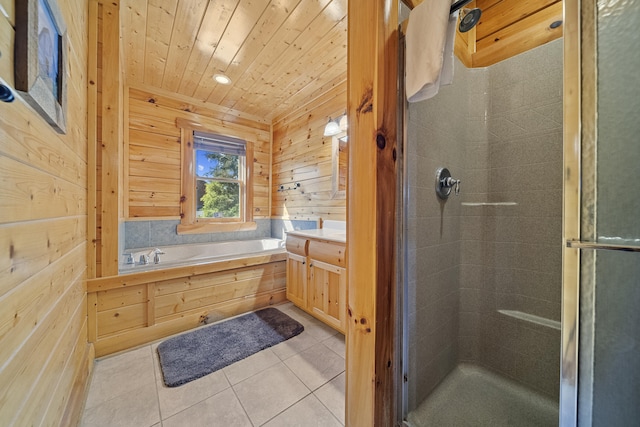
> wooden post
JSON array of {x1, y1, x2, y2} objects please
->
[
  {"x1": 87, "y1": 0, "x2": 98, "y2": 279},
  {"x1": 346, "y1": 1, "x2": 399, "y2": 425},
  {"x1": 100, "y1": 0, "x2": 122, "y2": 276}
]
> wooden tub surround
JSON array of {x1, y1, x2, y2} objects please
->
[
  {"x1": 285, "y1": 230, "x2": 348, "y2": 333},
  {"x1": 87, "y1": 253, "x2": 287, "y2": 357}
]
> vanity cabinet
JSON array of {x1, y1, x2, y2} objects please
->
[
  {"x1": 285, "y1": 234, "x2": 347, "y2": 333},
  {"x1": 285, "y1": 236, "x2": 308, "y2": 309}
]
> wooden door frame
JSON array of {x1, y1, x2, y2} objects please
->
[{"x1": 346, "y1": 1, "x2": 399, "y2": 425}]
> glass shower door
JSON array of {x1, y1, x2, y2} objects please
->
[{"x1": 564, "y1": 1, "x2": 640, "y2": 425}]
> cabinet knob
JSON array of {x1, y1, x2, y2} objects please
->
[{"x1": 302, "y1": 261, "x2": 305, "y2": 265}]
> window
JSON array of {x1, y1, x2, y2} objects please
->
[
  {"x1": 194, "y1": 132, "x2": 245, "y2": 219},
  {"x1": 177, "y1": 121, "x2": 254, "y2": 234}
]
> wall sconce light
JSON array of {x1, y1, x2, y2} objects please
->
[
  {"x1": 339, "y1": 113, "x2": 348, "y2": 132},
  {"x1": 323, "y1": 117, "x2": 341, "y2": 136}
]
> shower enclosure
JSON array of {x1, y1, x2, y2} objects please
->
[{"x1": 401, "y1": 39, "x2": 563, "y2": 426}]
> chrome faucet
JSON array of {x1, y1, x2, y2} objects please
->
[{"x1": 148, "y1": 248, "x2": 165, "y2": 264}]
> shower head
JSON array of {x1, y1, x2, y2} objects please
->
[{"x1": 459, "y1": 8, "x2": 482, "y2": 33}]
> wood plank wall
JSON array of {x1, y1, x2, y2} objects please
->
[
  {"x1": 124, "y1": 84, "x2": 271, "y2": 220},
  {"x1": 403, "y1": 0, "x2": 563, "y2": 68},
  {"x1": 271, "y1": 82, "x2": 347, "y2": 221},
  {"x1": 0, "y1": 0, "x2": 93, "y2": 424},
  {"x1": 472, "y1": 0, "x2": 563, "y2": 67}
]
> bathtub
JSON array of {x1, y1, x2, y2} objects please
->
[{"x1": 119, "y1": 238, "x2": 286, "y2": 273}]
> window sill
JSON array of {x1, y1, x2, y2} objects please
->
[{"x1": 176, "y1": 221, "x2": 257, "y2": 235}]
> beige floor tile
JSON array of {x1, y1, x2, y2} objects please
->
[
  {"x1": 322, "y1": 333, "x2": 346, "y2": 358},
  {"x1": 271, "y1": 330, "x2": 319, "y2": 361},
  {"x1": 223, "y1": 348, "x2": 281, "y2": 385},
  {"x1": 262, "y1": 394, "x2": 343, "y2": 427},
  {"x1": 80, "y1": 381, "x2": 159, "y2": 427},
  {"x1": 152, "y1": 347, "x2": 230, "y2": 420},
  {"x1": 84, "y1": 346, "x2": 155, "y2": 410},
  {"x1": 162, "y1": 388, "x2": 252, "y2": 427},
  {"x1": 314, "y1": 372, "x2": 346, "y2": 425},
  {"x1": 284, "y1": 343, "x2": 345, "y2": 391},
  {"x1": 278, "y1": 306, "x2": 338, "y2": 342},
  {"x1": 233, "y1": 362, "x2": 310, "y2": 426}
]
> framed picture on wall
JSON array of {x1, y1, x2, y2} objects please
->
[{"x1": 15, "y1": 0, "x2": 68, "y2": 134}]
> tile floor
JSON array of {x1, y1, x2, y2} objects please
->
[{"x1": 80, "y1": 303, "x2": 346, "y2": 427}]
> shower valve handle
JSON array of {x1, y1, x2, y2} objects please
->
[
  {"x1": 435, "y1": 168, "x2": 460, "y2": 199},
  {"x1": 442, "y1": 177, "x2": 461, "y2": 195}
]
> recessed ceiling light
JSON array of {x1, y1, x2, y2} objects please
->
[{"x1": 213, "y1": 73, "x2": 232, "y2": 85}]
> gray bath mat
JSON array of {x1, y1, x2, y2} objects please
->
[{"x1": 157, "y1": 307, "x2": 304, "y2": 387}]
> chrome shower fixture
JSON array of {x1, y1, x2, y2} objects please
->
[{"x1": 459, "y1": 7, "x2": 482, "y2": 33}]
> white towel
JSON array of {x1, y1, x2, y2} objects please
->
[{"x1": 405, "y1": 0, "x2": 458, "y2": 102}]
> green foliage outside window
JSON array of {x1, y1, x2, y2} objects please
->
[{"x1": 197, "y1": 152, "x2": 242, "y2": 218}]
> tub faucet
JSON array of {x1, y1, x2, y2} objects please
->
[{"x1": 149, "y1": 248, "x2": 165, "y2": 264}]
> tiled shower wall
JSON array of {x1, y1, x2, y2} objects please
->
[
  {"x1": 406, "y1": 39, "x2": 563, "y2": 410},
  {"x1": 461, "y1": 39, "x2": 562, "y2": 400},
  {"x1": 405, "y1": 58, "x2": 483, "y2": 409}
]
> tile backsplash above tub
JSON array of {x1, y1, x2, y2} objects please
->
[{"x1": 124, "y1": 219, "x2": 271, "y2": 250}]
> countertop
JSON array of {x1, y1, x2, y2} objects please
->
[{"x1": 285, "y1": 228, "x2": 347, "y2": 244}]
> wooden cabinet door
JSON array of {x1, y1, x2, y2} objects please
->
[
  {"x1": 308, "y1": 259, "x2": 346, "y2": 333},
  {"x1": 286, "y1": 253, "x2": 308, "y2": 309}
]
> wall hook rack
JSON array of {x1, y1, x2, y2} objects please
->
[{"x1": 277, "y1": 182, "x2": 301, "y2": 192}]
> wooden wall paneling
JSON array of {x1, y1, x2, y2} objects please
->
[
  {"x1": 143, "y1": 0, "x2": 178, "y2": 87},
  {"x1": 0, "y1": 0, "x2": 92, "y2": 418},
  {"x1": 88, "y1": 0, "x2": 99, "y2": 279},
  {"x1": 46, "y1": 324, "x2": 93, "y2": 427},
  {"x1": 86, "y1": 258, "x2": 287, "y2": 356},
  {"x1": 0, "y1": 0, "x2": 14, "y2": 25},
  {"x1": 100, "y1": 0, "x2": 122, "y2": 276},
  {"x1": 126, "y1": 86, "x2": 270, "y2": 220},
  {"x1": 121, "y1": 0, "x2": 148, "y2": 85},
  {"x1": 93, "y1": 288, "x2": 286, "y2": 357},
  {"x1": 154, "y1": 271, "x2": 284, "y2": 318},
  {"x1": 0, "y1": 272, "x2": 85, "y2": 424},
  {"x1": 11, "y1": 295, "x2": 87, "y2": 425},
  {"x1": 123, "y1": 88, "x2": 131, "y2": 217},
  {"x1": 0, "y1": 217, "x2": 85, "y2": 299},
  {"x1": 475, "y1": 0, "x2": 558, "y2": 41},
  {"x1": 129, "y1": 84, "x2": 270, "y2": 130},
  {"x1": 97, "y1": 303, "x2": 147, "y2": 337},
  {"x1": 154, "y1": 262, "x2": 284, "y2": 295},
  {"x1": 0, "y1": 244, "x2": 85, "y2": 371},
  {"x1": 472, "y1": 0, "x2": 563, "y2": 67},
  {"x1": 146, "y1": 283, "x2": 156, "y2": 327},
  {"x1": 97, "y1": 286, "x2": 146, "y2": 311},
  {"x1": 0, "y1": 8, "x2": 14, "y2": 86},
  {"x1": 87, "y1": 291, "x2": 98, "y2": 343},
  {"x1": 347, "y1": 0, "x2": 399, "y2": 425},
  {"x1": 271, "y1": 83, "x2": 347, "y2": 221},
  {"x1": 176, "y1": 0, "x2": 240, "y2": 96},
  {"x1": 0, "y1": 156, "x2": 86, "y2": 224},
  {"x1": 87, "y1": 253, "x2": 287, "y2": 291}
]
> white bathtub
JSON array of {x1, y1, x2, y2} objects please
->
[{"x1": 119, "y1": 238, "x2": 286, "y2": 273}]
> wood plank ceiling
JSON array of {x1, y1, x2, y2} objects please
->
[{"x1": 120, "y1": 0, "x2": 348, "y2": 121}]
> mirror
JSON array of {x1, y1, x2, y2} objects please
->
[{"x1": 331, "y1": 131, "x2": 348, "y2": 199}]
